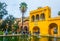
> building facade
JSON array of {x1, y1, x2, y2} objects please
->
[
  {"x1": 18, "y1": 17, "x2": 29, "y2": 33},
  {"x1": 29, "y1": 6, "x2": 60, "y2": 36}
]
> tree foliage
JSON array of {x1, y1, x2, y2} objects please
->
[
  {"x1": 0, "y1": 2, "x2": 8, "y2": 19},
  {"x1": 20, "y1": 2, "x2": 27, "y2": 13},
  {"x1": 13, "y1": 21, "x2": 19, "y2": 31},
  {"x1": 58, "y1": 11, "x2": 60, "y2": 15},
  {"x1": 0, "y1": 15, "x2": 15, "y2": 31}
]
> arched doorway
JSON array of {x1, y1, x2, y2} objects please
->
[
  {"x1": 33, "y1": 26, "x2": 40, "y2": 35},
  {"x1": 48, "y1": 23, "x2": 58, "y2": 35},
  {"x1": 24, "y1": 26, "x2": 28, "y2": 34}
]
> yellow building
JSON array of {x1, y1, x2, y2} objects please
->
[{"x1": 29, "y1": 6, "x2": 60, "y2": 36}]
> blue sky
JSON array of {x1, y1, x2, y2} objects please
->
[{"x1": 0, "y1": 0, "x2": 60, "y2": 18}]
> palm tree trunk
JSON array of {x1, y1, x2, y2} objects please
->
[{"x1": 22, "y1": 12, "x2": 24, "y2": 33}]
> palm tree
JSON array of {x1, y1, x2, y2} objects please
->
[
  {"x1": 20, "y1": 2, "x2": 27, "y2": 13},
  {"x1": 19, "y1": 2, "x2": 27, "y2": 33}
]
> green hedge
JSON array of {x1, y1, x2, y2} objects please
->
[{"x1": 0, "y1": 31, "x2": 4, "y2": 35}]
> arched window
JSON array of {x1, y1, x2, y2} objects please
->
[
  {"x1": 36, "y1": 14, "x2": 39, "y2": 21},
  {"x1": 40, "y1": 13, "x2": 45, "y2": 20},
  {"x1": 31, "y1": 15, "x2": 35, "y2": 22},
  {"x1": 24, "y1": 26, "x2": 28, "y2": 32}
]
